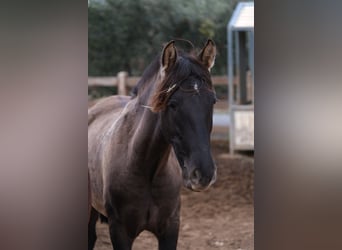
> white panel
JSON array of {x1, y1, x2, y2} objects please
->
[
  {"x1": 234, "y1": 5, "x2": 254, "y2": 28},
  {"x1": 234, "y1": 111, "x2": 254, "y2": 147}
]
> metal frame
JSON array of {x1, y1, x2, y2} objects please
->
[{"x1": 227, "y1": 2, "x2": 254, "y2": 154}]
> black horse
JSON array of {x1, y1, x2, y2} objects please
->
[{"x1": 88, "y1": 40, "x2": 217, "y2": 250}]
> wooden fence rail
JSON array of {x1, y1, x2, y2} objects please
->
[{"x1": 89, "y1": 71, "x2": 228, "y2": 95}]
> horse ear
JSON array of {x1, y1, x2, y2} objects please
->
[
  {"x1": 198, "y1": 39, "x2": 216, "y2": 71},
  {"x1": 161, "y1": 40, "x2": 177, "y2": 73}
]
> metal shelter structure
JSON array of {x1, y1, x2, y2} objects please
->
[{"x1": 227, "y1": 2, "x2": 254, "y2": 153}]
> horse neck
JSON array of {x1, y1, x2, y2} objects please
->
[{"x1": 128, "y1": 77, "x2": 172, "y2": 180}]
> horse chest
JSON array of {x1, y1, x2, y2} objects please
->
[
  {"x1": 110, "y1": 181, "x2": 180, "y2": 234},
  {"x1": 104, "y1": 149, "x2": 182, "y2": 234},
  {"x1": 123, "y1": 183, "x2": 179, "y2": 211}
]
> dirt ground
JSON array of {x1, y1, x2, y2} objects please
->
[{"x1": 93, "y1": 140, "x2": 254, "y2": 250}]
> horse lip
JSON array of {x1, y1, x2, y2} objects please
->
[
  {"x1": 187, "y1": 183, "x2": 210, "y2": 192},
  {"x1": 182, "y1": 177, "x2": 212, "y2": 192}
]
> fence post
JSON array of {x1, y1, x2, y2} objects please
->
[{"x1": 117, "y1": 71, "x2": 128, "y2": 95}]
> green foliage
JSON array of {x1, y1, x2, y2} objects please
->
[
  {"x1": 88, "y1": 0, "x2": 241, "y2": 76},
  {"x1": 199, "y1": 18, "x2": 215, "y2": 38}
]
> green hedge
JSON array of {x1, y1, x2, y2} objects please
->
[{"x1": 88, "y1": 0, "x2": 241, "y2": 76}]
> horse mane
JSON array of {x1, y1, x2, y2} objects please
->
[
  {"x1": 131, "y1": 55, "x2": 161, "y2": 97},
  {"x1": 132, "y1": 50, "x2": 213, "y2": 113}
]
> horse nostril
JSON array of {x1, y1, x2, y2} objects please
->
[{"x1": 190, "y1": 169, "x2": 201, "y2": 183}]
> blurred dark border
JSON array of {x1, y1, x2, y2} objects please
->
[
  {"x1": 0, "y1": 1, "x2": 88, "y2": 249},
  {"x1": 256, "y1": 1, "x2": 342, "y2": 249}
]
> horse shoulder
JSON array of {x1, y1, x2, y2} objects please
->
[{"x1": 88, "y1": 95, "x2": 131, "y2": 126}]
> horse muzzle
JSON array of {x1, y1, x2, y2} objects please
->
[{"x1": 182, "y1": 165, "x2": 217, "y2": 192}]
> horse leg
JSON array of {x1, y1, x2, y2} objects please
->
[
  {"x1": 88, "y1": 207, "x2": 99, "y2": 250},
  {"x1": 157, "y1": 218, "x2": 180, "y2": 250},
  {"x1": 107, "y1": 216, "x2": 134, "y2": 250}
]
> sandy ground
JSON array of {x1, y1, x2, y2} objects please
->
[{"x1": 93, "y1": 140, "x2": 254, "y2": 250}]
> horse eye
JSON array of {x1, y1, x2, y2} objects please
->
[{"x1": 168, "y1": 100, "x2": 178, "y2": 110}]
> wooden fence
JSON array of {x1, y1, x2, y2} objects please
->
[{"x1": 88, "y1": 71, "x2": 228, "y2": 95}]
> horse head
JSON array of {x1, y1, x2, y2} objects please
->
[{"x1": 150, "y1": 40, "x2": 217, "y2": 191}]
